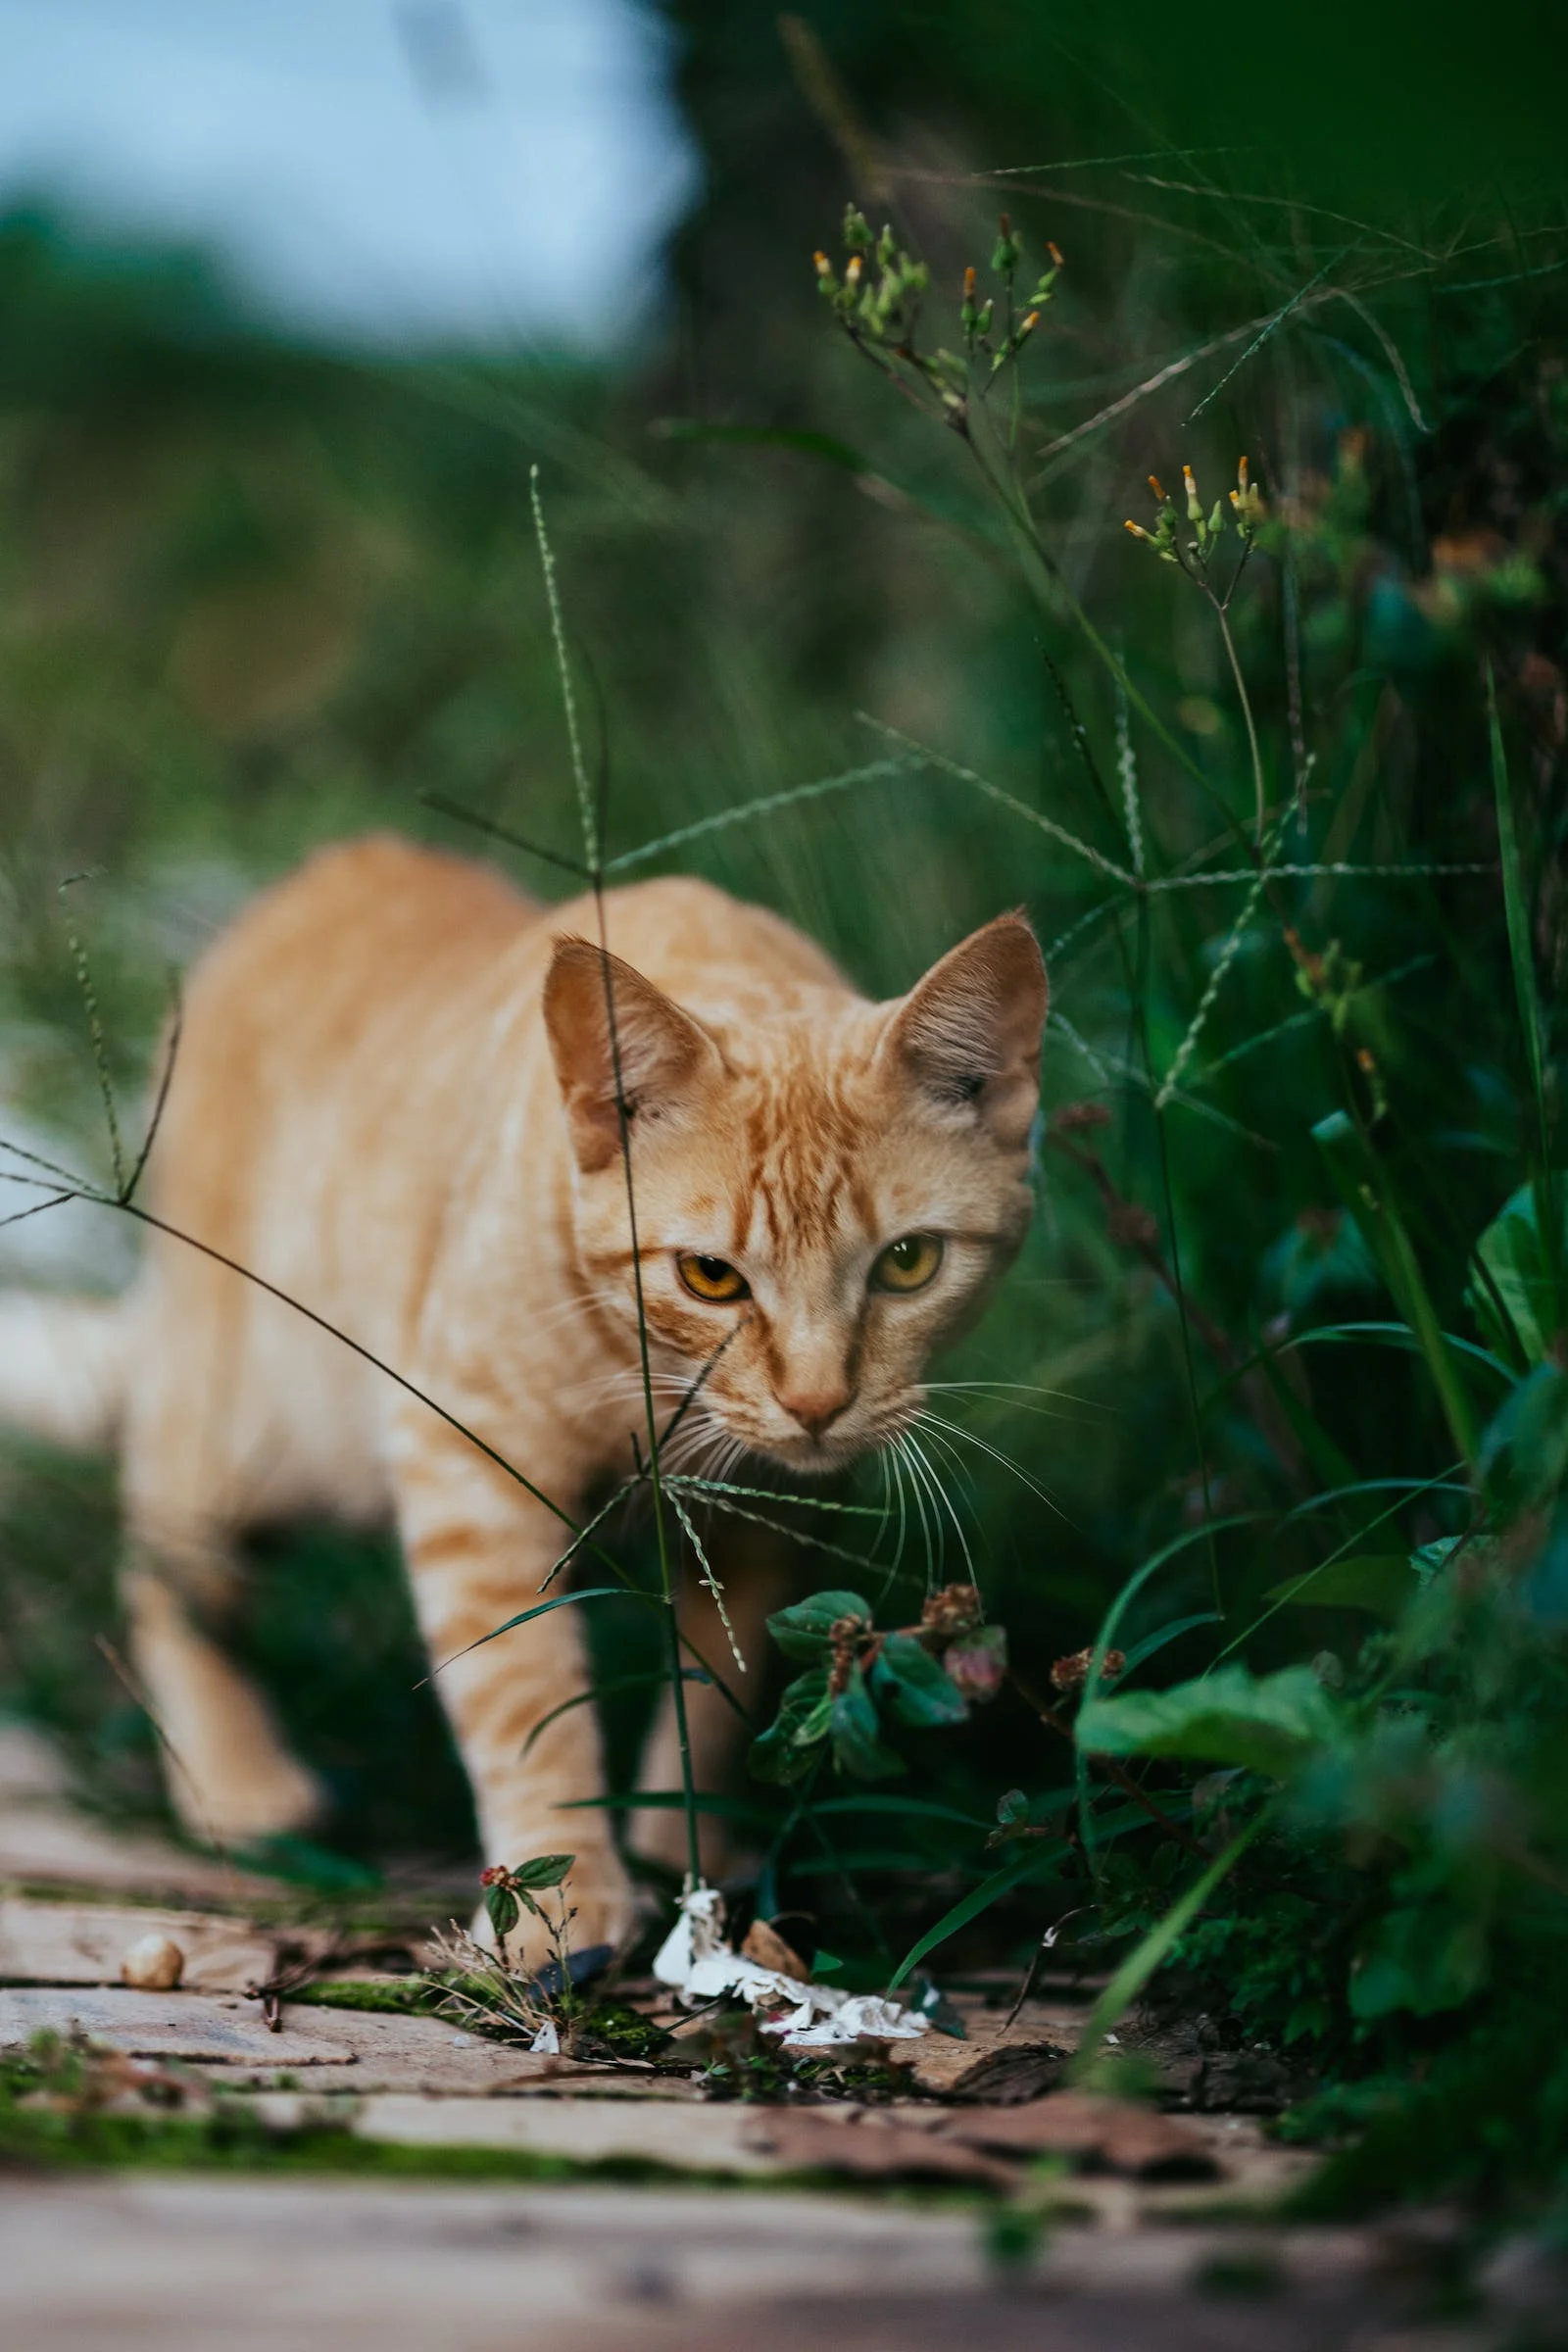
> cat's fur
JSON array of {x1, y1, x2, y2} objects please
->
[{"x1": 0, "y1": 836, "x2": 1046, "y2": 1961}]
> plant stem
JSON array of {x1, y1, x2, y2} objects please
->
[
  {"x1": 595, "y1": 898, "x2": 703, "y2": 1891},
  {"x1": 1009, "y1": 1671, "x2": 1207, "y2": 1862},
  {"x1": 1213, "y1": 595, "x2": 1267, "y2": 847}
]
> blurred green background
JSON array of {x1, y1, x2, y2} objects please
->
[{"x1": 0, "y1": 0, "x2": 1563, "y2": 1951}]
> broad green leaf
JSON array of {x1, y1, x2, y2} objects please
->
[
  {"x1": 1518, "y1": 1492, "x2": 1568, "y2": 1627},
  {"x1": 509, "y1": 1852, "x2": 575, "y2": 1890},
  {"x1": 1261, "y1": 1206, "x2": 1377, "y2": 1318},
  {"x1": 1350, "y1": 1901, "x2": 1489, "y2": 2020},
  {"x1": 748, "y1": 1669, "x2": 831, "y2": 1786},
  {"x1": 484, "y1": 1885, "x2": 519, "y2": 1940},
  {"x1": 766, "y1": 1590, "x2": 871, "y2": 1663},
  {"x1": 1479, "y1": 1360, "x2": 1568, "y2": 1511},
  {"x1": 871, "y1": 1631, "x2": 970, "y2": 1727},
  {"x1": 1470, "y1": 1177, "x2": 1568, "y2": 1368},
  {"x1": 829, "y1": 1661, "x2": 906, "y2": 1779},
  {"x1": 1076, "y1": 1663, "x2": 1341, "y2": 1782},
  {"x1": 1264, "y1": 1555, "x2": 1418, "y2": 1620}
]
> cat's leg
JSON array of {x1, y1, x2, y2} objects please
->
[
  {"x1": 390, "y1": 1419, "x2": 634, "y2": 1968},
  {"x1": 630, "y1": 1521, "x2": 796, "y2": 1882},
  {"x1": 122, "y1": 1526, "x2": 324, "y2": 1845}
]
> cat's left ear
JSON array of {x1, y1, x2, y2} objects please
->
[{"x1": 880, "y1": 912, "x2": 1048, "y2": 1149}]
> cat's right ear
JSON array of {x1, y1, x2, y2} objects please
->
[
  {"x1": 543, "y1": 937, "x2": 722, "y2": 1174},
  {"x1": 880, "y1": 911, "x2": 1048, "y2": 1151}
]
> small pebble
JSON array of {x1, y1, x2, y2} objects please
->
[{"x1": 122, "y1": 1933, "x2": 184, "y2": 1991}]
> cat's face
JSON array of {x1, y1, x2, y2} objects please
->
[{"x1": 545, "y1": 915, "x2": 1047, "y2": 1476}]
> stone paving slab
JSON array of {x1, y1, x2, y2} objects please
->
[
  {"x1": 255, "y1": 2086, "x2": 782, "y2": 2172},
  {"x1": 0, "y1": 2173, "x2": 988, "y2": 2351},
  {"x1": 228, "y1": 2084, "x2": 1302, "y2": 2206},
  {"x1": 0, "y1": 2173, "x2": 1478, "y2": 2352},
  {"x1": 1, "y1": 1981, "x2": 362, "y2": 2067},
  {"x1": 0, "y1": 1979, "x2": 690, "y2": 2093},
  {"x1": 0, "y1": 1894, "x2": 287, "y2": 1988}
]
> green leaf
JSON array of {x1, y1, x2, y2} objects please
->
[
  {"x1": 871, "y1": 1631, "x2": 970, "y2": 1727},
  {"x1": 484, "y1": 1885, "x2": 519, "y2": 1940},
  {"x1": 830, "y1": 1662, "x2": 906, "y2": 1779},
  {"x1": 1264, "y1": 1556, "x2": 1418, "y2": 1620},
  {"x1": 1479, "y1": 1359, "x2": 1568, "y2": 1512},
  {"x1": 1350, "y1": 1901, "x2": 1489, "y2": 2020},
  {"x1": 748, "y1": 1668, "x2": 832, "y2": 1786},
  {"x1": 509, "y1": 1852, "x2": 575, "y2": 1891},
  {"x1": 1470, "y1": 1178, "x2": 1568, "y2": 1369},
  {"x1": 766, "y1": 1590, "x2": 870, "y2": 1663},
  {"x1": 1076, "y1": 1663, "x2": 1342, "y2": 1782}
]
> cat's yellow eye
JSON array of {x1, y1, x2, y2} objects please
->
[
  {"x1": 870, "y1": 1234, "x2": 945, "y2": 1295},
  {"x1": 676, "y1": 1251, "x2": 751, "y2": 1303}
]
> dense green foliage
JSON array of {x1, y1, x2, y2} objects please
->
[{"x1": 1, "y1": 7, "x2": 1566, "y2": 2215}]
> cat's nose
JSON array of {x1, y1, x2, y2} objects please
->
[{"x1": 776, "y1": 1383, "x2": 854, "y2": 1440}]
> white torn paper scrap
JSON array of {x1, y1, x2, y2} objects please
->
[{"x1": 652, "y1": 1886, "x2": 929, "y2": 2048}]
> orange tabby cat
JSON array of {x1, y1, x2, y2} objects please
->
[{"x1": 0, "y1": 836, "x2": 1046, "y2": 1962}]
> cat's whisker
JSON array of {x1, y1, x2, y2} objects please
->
[
  {"x1": 892, "y1": 1432, "x2": 937, "y2": 1591},
  {"x1": 920, "y1": 1381, "x2": 1093, "y2": 1424},
  {"x1": 887, "y1": 1438, "x2": 909, "y2": 1576},
  {"x1": 906, "y1": 1427, "x2": 966, "y2": 1590},
  {"x1": 870, "y1": 1448, "x2": 891, "y2": 1553},
  {"x1": 914, "y1": 1408, "x2": 1068, "y2": 1523},
  {"x1": 919, "y1": 1423, "x2": 988, "y2": 1550},
  {"x1": 905, "y1": 1425, "x2": 978, "y2": 1591},
  {"x1": 923, "y1": 1380, "x2": 1099, "y2": 1407},
  {"x1": 523, "y1": 1284, "x2": 627, "y2": 1340}
]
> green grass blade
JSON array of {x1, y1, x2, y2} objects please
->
[
  {"x1": 886, "y1": 1838, "x2": 1071, "y2": 1990},
  {"x1": 1066, "y1": 1810, "x2": 1269, "y2": 2081},
  {"x1": 1489, "y1": 660, "x2": 1563, "y2": 1331},
  {"x1": 1314, "y1": 1112, "x2": 1480, "y2": 1469}
]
